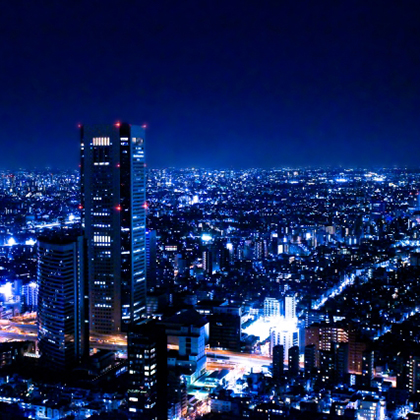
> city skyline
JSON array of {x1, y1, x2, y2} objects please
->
[
  {"x1": 1, "y1": 1, "x2": 420, "y2": 169},
  {"x1": 0, "y1": 166, "x2": 420, "y2": 418},
  {"x1": 2, "y1": 1, "x2": 420, "y2": 417}
]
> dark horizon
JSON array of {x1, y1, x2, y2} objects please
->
[
  {"x1": 1, "y1": 1, "x2": 420, "y2": 169},
  {"x1": 4, "y1": 163, "x2": 420, "y2": 171}
]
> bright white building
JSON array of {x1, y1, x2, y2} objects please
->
[
  {"x1": 285, "y1": 295, "x2": 296, "y2": 320},
  {"x1": 270, "y1": 319, "x2": 299, "y2": 361}
]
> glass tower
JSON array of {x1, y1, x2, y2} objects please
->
[{"x1": 80, "y1": 123, "x2": 146, "y2": 334}]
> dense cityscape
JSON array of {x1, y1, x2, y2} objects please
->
[
  {"x1": 1, "y1": 0, "x2": 420, "y2": 419},
  {"x1": 1, "y1": 157, "x2": 420, "y2": 419}
]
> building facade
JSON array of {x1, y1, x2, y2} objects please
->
[
  {"x1": 80, "y1": 123, "x2": 146, "y2": 334},
  {"x1": 209, "y1": 305, "x2": 242, "y2": 351},
  {"x1": 264, "y1": 297, "x2": 280, "y2": 318},
  {"x1": 270, "y1": 327, "x2": 299, "y2": 361},
  {"x1": 128, "y1": 320, "x2": 167, "y2": 420},
  {"x1": 37, "y1": 235, "x2": 86, "y2": 371},
  {"x1": 284, "y1": 295, "x2": 296, "y2": 320},
  {"x1": 146, "y1": 230, "x2": 157, "y2": 289},
  {"x1": 162, "y1": 309, "x2": 208, "y2": 385}
]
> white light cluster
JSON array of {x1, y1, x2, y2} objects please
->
[{"x1": 92, "y1": 137, "x2": 110, "y2": 146}]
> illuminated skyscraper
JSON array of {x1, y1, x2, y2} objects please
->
[{"x1": 80, "y1": 123, "x2": 146, "y2": 334}]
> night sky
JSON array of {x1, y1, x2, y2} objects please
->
[{"x1": 1, "y1": 1, "x2": 420, "y2": 169}]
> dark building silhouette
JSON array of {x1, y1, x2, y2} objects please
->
[
  {"x1": 80, "y1": 123, "x2": 146, "y2": 334},
  {"x1": 348, "y1": 327, "x2": 368, "y2": 375},
  {"x1": 336, "y1": 342, "x2": 349, "y2": 383},
  {"x1": 209, "y1": 305, "x2": 242, "y2": 351},
  {"x1": 127, "y1": 320, "x2": 167, "y2": 420},
  {"x1": 361, "y1": 350, "x2": 374, "y2": 388},
  {"x1": 37, "y1": 235, "x2": 87, "y2": 371},
  {"x1": 273, "y1": 345, "x2": 284, "y2": 380},
  {"x1": 0, "y1": 341, "x2": 34, "y2": 370},
  {"x1": 288, "y1": 345, "x2": 300, "y2": 377},
  {"x1": 146, "y1": 288, "x2": 169, "y2": 316},
  {"x1": 218, "y1": 247, "x2": 231, "y2": 270},
  {"x1": 319, "y1": 349, "x2": 336, "y2": 385},
  {"x1": 304, "y1": 344, "x2": 316, "y2": 378},
  {"x1": 167, "y1": 369, "x2": 188, "y2": 420}
]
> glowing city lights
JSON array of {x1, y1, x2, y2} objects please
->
[{"x1": 6, "y1": 237, "x2": 16, "y2": 246}]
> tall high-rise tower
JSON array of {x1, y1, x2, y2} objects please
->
[
  {"x1": 37, "y1": 234, "x2": 87, "y2": 371},
  {"x1": 80, "y1": 123, "x2": 146, "y2": 334}
]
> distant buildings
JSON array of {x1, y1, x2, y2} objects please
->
[
  {"x1": 270, "y1": 325, "x2": 299, "y2": 361},
  {"x1": 22, "y1": 281, "x2": 38, "y2": 310},
  {"x1": 264, "y1": 297, "x2": 280, "y2": 318},
  {"x1": 284, "y1": 295, "x2": 296, "y2": 320},
  {"x1": 305, "y1": 322, "x2": 373, "y2": 385},
  {"x1": 3, "y1": 165, "x2": 420, "y2": 417},
  {"x1": 268, "y1": 295, "x2": 299, "y2": 361},
  {"x1": 305, "y1": 323, "x2": 348, "y2": 366}
]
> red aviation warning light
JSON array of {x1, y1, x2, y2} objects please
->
[
  {"x1": 78, "y1": 204, "x2": 83, "y2": 210},
  {"x1": 115, "y1": 121, "x2": 121, "y2": 127},
  {"x1": 142, "y1": 202, "x2": 148, "y2": 209},
  {"x1": 116, "y1": 205, "x2": 122, "y2": 211}
]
